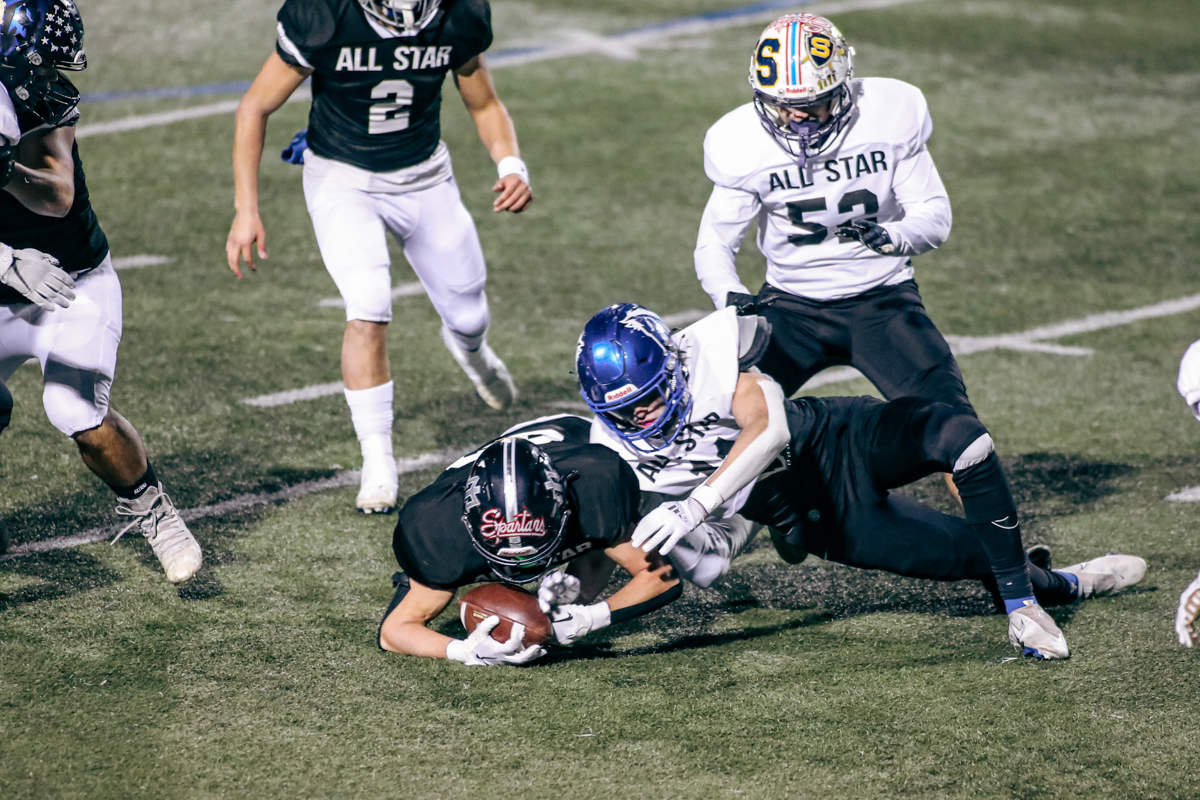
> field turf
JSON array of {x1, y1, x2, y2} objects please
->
[{"x1": 2, "y1": 0, "x2": 1200, "y2": 797}]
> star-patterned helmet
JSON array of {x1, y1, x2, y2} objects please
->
[
  {"x1": 0, "y1": 0, "x2": 86, "y2": 128},
  {"x1": 357, "y1": 0, "x2": 441, "y2": 37}
]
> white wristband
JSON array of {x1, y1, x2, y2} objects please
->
[
  {"x1": 689, "y1": 483, "x2": 724, "y2": 517},
  {"x1": 0, "y1": 243, "x2": 12, "y2": 277},
  {"x1": 497, "y1": 156, "x2": 529, "y2": 185},
  {"x1": 590, "y1": 601, "x2": 612, "y2": 631}
]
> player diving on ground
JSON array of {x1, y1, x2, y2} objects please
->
[{"x1": 576, "y1": 303, "x2": 1147, "y2": 659}]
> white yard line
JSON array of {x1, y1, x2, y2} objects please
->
[
  {"x1": 113, "y1": 255, "x2": 173, "y2": 270},
  {"x1": 1166, "y1": 486, "x2": 1200, "y2": 503},
  {"x1": 0, "y1": 447, "x2": 467, "y2": 563},
  {"x1": 318, "y1": 281, "x2": 426, "y2": 308},
  {"x1": 242, "y1": 381, "x2": 346, "y2": 408}
]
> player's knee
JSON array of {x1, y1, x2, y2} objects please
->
[
  {"x1": 43, "y1": 383, "x2": 108, "y2": 437},
  {"x1": 922, "y1": 402, "x2": 990, "y2": 468},
  {"x1": 439, "y1": 293, "x2": 489, "y2": 340}
]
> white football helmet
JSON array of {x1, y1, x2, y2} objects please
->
[
  {"x1": 358, "y1": 0, "x2": 440, "y2": 37},
  {"x1": 749, "y1": 13, "x2": 855, "y2": 163}
]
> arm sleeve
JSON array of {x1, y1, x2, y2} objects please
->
[
  {"x1": 880, "y1": 144, "x2": 952, "y2": 256},
  {"x1": 694, "y1": 184, "x2": 758, "y2": 308}
]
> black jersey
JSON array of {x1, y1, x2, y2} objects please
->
[
  {"x1": 276, "y1": 0, "x2": 492, "y2": 172},
  {"x1": 392, "y1": 416, "x2": 641, "y2": 591},
  {"x1": 0, "y1": 117, "x2": 109, "y2": 305}
]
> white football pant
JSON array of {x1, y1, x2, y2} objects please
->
[
  {"x1": 303, "y1": 155, "x2": 490, "y2": 339},
  {"x1": 0, "y1": 253, "x2": 120, "y2": 436}
]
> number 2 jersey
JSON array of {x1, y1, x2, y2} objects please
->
[
  {"x1": 694, "y1": 77, "x2": 952, "y2": 303},
  {"x1": 392, "y1": 415, "x2": 641, "y2": 591},
  {"x1": 275, "y1": 0, "x2": 493, "y2": 172}
]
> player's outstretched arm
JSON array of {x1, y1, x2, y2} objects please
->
[
  {"x1": 694, "y1": 185, "x2": 757, "y2": 308},
  {"x1": 632, "y1": 373, "x2": 790, "y2": 556},
  {"x1": 454, "y1": 56, "x2": 532, "y2": 214},
  {"x1": 543, "y1": 544, "x2": 681, "y2": 646},
  {"x1": 379, "y1": 577, "x2": 457, "y2": 658},
  {"x1": 226, "y1": 52, "x2": 311, "y2": 278}
]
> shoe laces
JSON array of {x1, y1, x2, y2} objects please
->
[{"x1": 113, "y1": 491, "x2": 193, "y2": 560}]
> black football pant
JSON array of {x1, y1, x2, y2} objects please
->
[
  {"x1": 744, "y1": 397, "x2": 1074, "y2": 608},
  {"x1": 751, "y1": 280, "x2": 974, "y2": 415}
]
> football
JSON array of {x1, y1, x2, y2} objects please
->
[{"x1": 459, "y1": 584, "x2": 552, "y2": 646}]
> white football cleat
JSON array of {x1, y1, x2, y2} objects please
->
[
  {"x1": 669, "y1": 516, "x2": 759, "y2": 588},
  {"x1": 1176, "y1": 570, "x2": 1200, "y2": 648},
  {"x1": 356, "y1": 456, "x2": 398, "y2": 515},
  {"x1": 440, "y1": 326, "x2": 517, "y2": 411},
  {"x1": 113, "y1": 483, "x2": 203, "y2": 583},
  {"x1": 1056, "y1": 554, "x2": 1146, "y2": 599},
  {"x1": 1008, "y1": 600, "x2": 1070, "y2": 659}
]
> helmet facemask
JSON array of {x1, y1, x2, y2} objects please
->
[
  {"x1": 357, "y1": 0, "x2": 441, "y2": 37},
  {"x1": 753, "y1": 82, "x2": 853, "y2": 165}
]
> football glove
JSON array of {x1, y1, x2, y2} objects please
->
[
  {"x1": 0, "y1": 244, "x2": 75, "y2": 311},
  {"x1": 445, "y1": 615, "x2": 546, "y2": 666},
  {"x1": 836, "y1": 220, "x2": 896, "y2": 255},
  {"x1": 537, "y1": 570, "x2": 581, "y2": 614},
  {"x1": 631, "y1": 497, "x2": 706, "y2": 556},
  {"x1": 1175, "y1": 570, "x2": 1200, "y2": 647},
  {"x1": 281, "y1": 129, "x2": 308, "y2": 165},
  {"x1": 550, "y1": 602, "x2": 612, "y2": 646},
  {"x1": 725, "y1": 291, "x2": 758, "y2": 315}
]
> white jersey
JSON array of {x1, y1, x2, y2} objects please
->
[
  {"x1": 694, "y1": 77, "x2": 952, "y2": 304},
  {"x1": 0, "y1": 85, "x2": 19, "y2": 146},
  {"x1": 589, "y1": 307, "x2": 760, "y2": 518}
]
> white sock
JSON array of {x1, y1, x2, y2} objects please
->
[{"x1": 344, "y1": 381, "x2": 395, "y2": 465}]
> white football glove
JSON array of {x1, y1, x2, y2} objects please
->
[
  {"x1": 1177, "y1": 340, "x2": 1200, "y2": 422},
  {"x1": 0, "y1": 243, "x2": 75, "y2": 312},
  {"x1": 1176, "y1": 570, "x2": 1200, "y2": 647},
  {"x1": 550, "y1": 602, "x2": 612, "y2": 646},
  {"x1": 631, "y1": 497, "x2": 705, "y2": 555},
  {"x1": 537, "y1": 570, "x2": 581, "y2": 614},
  {"x1": 445, "y1": 615, "x2": 545, "y2": 666}
]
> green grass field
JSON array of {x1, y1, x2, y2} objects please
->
[{"x1": 3, "y1": 0, "x2": 1200, "y2": 797}]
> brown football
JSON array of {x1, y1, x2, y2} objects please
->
[{"x1": 459, "y1": 584, "x2": 552, "y2": 646}]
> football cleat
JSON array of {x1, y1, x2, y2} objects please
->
[
  {"x1": 1056, "y1": 554, "x2": 1146, "y2": 599},
  {"x1": 356, "y1": 456, "x2": 398, "y2": 515},
  {"x1": 1176, "y1": 569, "x2": 1200, "y2": 648},
  {"x1": 1008, "y1": 600, "x2": 1069, "y2": 659},
  {"x1": 113, "y1": 483, "x2": 202, "y2": 583},
  {"x1": 669, "y1": 516, "x2": 758, "y2": 588},
  {"x1": 749, "y1": 13, "x2": 855, "y2": 164},
  {"x1": 440, "y1": 327, "x2": 517, "y2": 411}
]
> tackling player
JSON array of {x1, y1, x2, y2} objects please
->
[
  {"x1": 0, "y1": 0, "x2": 202, "y2": 582},
  {"x1": 693, "y1": 14, "x2": 972, "y2": 498},
  {"x1": 1174, "y1": 339, "x2": 1200, "y2": 647},
  {"x1": 577, "y1": 304, "x2": 1145, "y2": 659},
  {"x1": 227, "y1": 0, "x2": 530, "y2": 516},
  {"x1": 378, "y1": 415, "x2": 691, "y2": 665}
]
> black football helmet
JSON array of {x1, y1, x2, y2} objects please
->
[
  {"x1": 357, "y1": 0, "x2": 440, "y2": 37},
  {"x1": 462, "y1": 437, "x2": 571, "y2": 584},
  {"x1": 0, "y1": 0, "x2": 86, "y2": 128}
]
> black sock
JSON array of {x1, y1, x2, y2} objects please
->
[
  {"x1": 954, "y1": 453, "x2": 1034, "y2": 603},
  {"x1": 1029, "y1": 561, "x2": 1077, "y2": 605},
  {"x1": 112, "y1": 463, "x2": 158, "y2": 500}
]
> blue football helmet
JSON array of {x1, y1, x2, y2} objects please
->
[
  {"x1": 576, "y1": 304, "x2": 693, "y2": 452},
  {"x1": 0, "y1": 0, "x2": 86, "y2": 128}
]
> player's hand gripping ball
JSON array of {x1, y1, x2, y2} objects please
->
[{"x1": 459, "y1": 584, "x2": 552, "y2": 646}]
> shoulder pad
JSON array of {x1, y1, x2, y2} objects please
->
[
  {"x1": 703, "y1": 103, "x2": 765, "y2": 188},
  {"x1": 277, "y1": 0, "x2": 342, "y2": 51}
]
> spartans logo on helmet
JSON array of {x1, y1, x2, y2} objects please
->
[{"x1": 749, "y1": 13, "x2": 855, "y2": 164}]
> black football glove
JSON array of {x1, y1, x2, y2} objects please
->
[
  {"x1": 836, "y1": 220, "x2": 896, "y2": 255},
  {"x1": 725, "y1": 291, "x2": 758, "y2": 315}
]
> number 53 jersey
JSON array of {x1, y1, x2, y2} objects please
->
[
  {"x1": 276, "y1": 0, "x2": 493, "y2": 173},
  {"x1": 696, "y1": 77, "x2": 953, "y2": 302}
]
